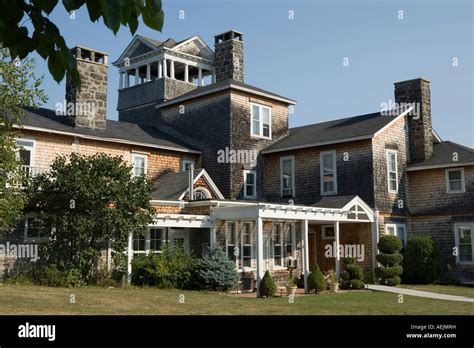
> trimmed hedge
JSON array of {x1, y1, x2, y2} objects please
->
[
  {"x1": 363, "y1": 271, "x2": 374, "y2": 284},
  {"x1": 346, "y1": 264, "x2": 364, "y2": 281},
  {"x1": 307, "y1": 265, "x2": 327, "y2": 293},
  {"x1": 402, "y1": 235, "x2": 443, "y2": 284},
  {"x1": 380, "y1": 276, "x2": 401, "y2": 287},
  {"x1": 340, "y1": 271, "x2": 350, "y2": 281},
  {"x1": 376, "y1": 253, "x2": 403, "y2": 267},
  {"x1": 374, "y1": 265, "x2": 403, "y2": 279},
  {"x1": 259, "y1": 270, "x2": 277, "y2": 297},
  {"x1": 378, "y1": 235, "x2": 403, "y2": 254},
  {"x1": 350, "y1": 279, "x2": 365, "y2": 289},
  {"x1": 340, "y1": 258, "x2": 365, "y2": 290}
]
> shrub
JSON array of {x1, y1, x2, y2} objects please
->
[
  {"x1": 307, "y1": 265, "x2": 327, "y2": 293},
  {"x1": 195, "y1": 247, "x2": 238, "y2": 291},
  {"x1": 30, "y1": 264, "x2": 67, "y2": 287},
  {"x1": 259, "y1": 270, "x2": 277, "y2": 297},
  {"x1": 65, "y1": 268, "x2": 84, "y2": 288},
  {"x1": 402, "y1": 235, "x2": 443, "y2": 284},
  {"x1": 375, "y1": 235, "x2": 403, "y2": 286},
  {"x1": 5, "y1": 272, "x2": 33, "y2": 285},
  {"x1": 346, "y1": 264, "x2": 364, "y2": 281},
  {"x1": 376, "y1": 253, "x2": 403, "y2": 267},
  {"x1": 343, "y1": 257, "x2": 355, "y2": 265},
  {"x1": 350, "y1": 279, "x2": 365, "y2": 289},
  {"x1": 131, "y1": 245, "x2": 197, "y2": 289},
  {"x1": 378, "y1": 235, "x2": 403, "y2": 254},
  {"x1": 363, "y1": 271, "x2": 374, "y2": 284},
  {"x1": 340, "y1": 271, "x2": 350, "y2": 281}
]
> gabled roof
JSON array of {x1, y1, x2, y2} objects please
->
[
  {"x1": 150, "y1": 168, "x2": 224, "y2": 200},
  {"x1": 262, "y1": 111, "x2": 405, "y2": 154},
  {"x1": 311, "y1": 195, "x2": 358, "y2": 209},
  {"x1": 19, "y1": 108, "x2": 200, "y2": 154},
  {"x1": 406, "y1": 141, "x2": 474, "y2": 171},
  {"x1": 157, "y1": 79, "x2": 296, "y2": 108}
]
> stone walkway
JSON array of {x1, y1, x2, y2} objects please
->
[{"x1": 367, "y1": 284, "x2": 474, "y2": 303}]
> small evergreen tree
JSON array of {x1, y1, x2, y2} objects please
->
[
  {"x1": 259, "y1": 270, "x2": 277, "y2": 297},
  {"x1": 375, "y1": 235, "x2": 403, "y2": 286},
  {"x1": 307, "y1": 264, "x2": 327, "y2": 293},
  {"x1": 195, "y1": 247, "x2": 238, "y2": 291},
  {"x1": 402, "y1": 235, "x2": 443, "y2": 284},
  {"x1": 340, "y1": 257, "x2": 365, "y2": 289}
]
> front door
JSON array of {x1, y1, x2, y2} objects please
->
[{"x1": 308, "y1": 232, "x2": 316, "y2": 270}]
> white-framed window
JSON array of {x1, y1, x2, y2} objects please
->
[
  {"x1": 280, "y1": 156, "x2": 295, "y2": 198},
  {"x1": 193, "y1": 187, "x2": 211, "y2": 200},
  {"x1": 132, "y1": 153, "x2": 147, "y2": 177},
  {"x1": 15, "y1": 138, "x2": 35, "y2": 178},
  {"x1": 320, "y1": 150, "x2": 337, "y2": 195},
  {"x1": 446, "y1": 168, "x2": 465, "y2": 193},
  {"x1": 322, "y1": 225, "x2": 335, "y2": 240},
  {"x1": 133, "y1": 228, "x2": 165, "y2": 253},
  {"x1": 386, "y1": 150, "x2": 398, "y2": 193},
  {"x1": 284, "y1": 223, "x2": 296, "y2": 260},
  {"x1": 173, "y1": 238, "x2": 185, "y2": 251},
  {"x1": 149, "y1": 228, "x2": 163, "y2": 251},
  {"x1": 385, "y1": 223, "x2": 406, "y2": 246},
  {"x1": 225, "y1": 221, "x2": 253, "y2": 269},
  {"x1": 272, "y1": 223, "x2": 283, "y2": 267},
  {"x1": 243, "y1": 170, "x2": 257, "y2": 199},
  {"x1": 20, "y1": 217, "x2": 48, "y2": 242},
  {"x1": 454, "y1": 223, "x2": 473, "y2": 264},
  {"x1": 182, "y1": 159, "x2": 195, "y2": 172},
  {"x1": 250, "y1": 103, "x2": 272, "y2": 139},
  {"x1": 133, "y1": 233, "x2": 146, "y2": 252}
]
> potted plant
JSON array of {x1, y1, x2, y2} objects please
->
[
  {"x1": 327, "y1": 271, "x2": 339, "y2": 293},
  {"x1": 286, "y1": 274, "x2": 297, "y2": 296}
]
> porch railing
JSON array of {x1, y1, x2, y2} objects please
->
[{"x1": 11, "y1": 165, "x2": 50, "y2": 188}]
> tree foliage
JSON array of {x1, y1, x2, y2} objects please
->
[
  {"x1": 195, "y1": 246, "x2": 238, "y2": 291},
  {"x1": 375, "y1": 235, "x2": 403, "y2": 286},
  {"x1": 402, "y1": 235, "x2": 443, "y2": 284},
  {"x1": 0, "y1": 0, "x2": 165, "y2": 88},
  {"x1": 26, "y1": 153, "x2": 155, "y2": 281},
  {"x1": 0, "y1": 49, "x2": 47, "y2": 231}
]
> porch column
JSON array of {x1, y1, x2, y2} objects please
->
[
  {"x1": 210, "y1": 221, "x2": 217, "y2": 248},
  {"x1": 198, "y1": 68, "x2": 203, "y2": 86},
  {"x1": 334, "y1": 221, "x2": 340, "y2": 279},
  {"x1": 212, "y1": 72, "x2": 216, "y2": 84},
  {"x1": 158, "y1": 60, "x2": 163, "y2": 78},
  {"x1": 146, "y1": 63, "x2": 151, "y2": 81},
  {"x1": 371, "y1": 209, "x2": 380, "y2": 272},
  {"x1": 119, "y1": 71, "x2": 123, "y2": 89},
  {"x1": 170, "y1": 60, "x2": 175, "y2": 79},
  {"x1": 127, "y1": 231, "x2": 133, "y2": 284},
  {"x1": 302, "y1": 219, "x2": 309, "y2": 293},
  {"x1": 256, "y1": 216, "x2": 264, "y2": 297},
  {"x1": 163, "y1": 58, "x2": 168, "y2": 78},
  {"x1": 184, "y1": 64, "x2": 189, "y2": 83},
  {"x1": 124, "y1": 71, "x2": 129, "y2": 87},
  {"x1": 134, "y1": 67, "x2": 139, "y2": 85}
]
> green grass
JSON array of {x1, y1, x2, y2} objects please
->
[
  {"x1": 399, "y1": 284, "x2": 474, "y2": 298},
  {"x1": 0, "y1": 285, "x2": 473, "y2": 315}
]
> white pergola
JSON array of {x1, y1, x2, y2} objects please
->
[{"x1": 210, "y1": 196, "x2": 376, "y2": 296}]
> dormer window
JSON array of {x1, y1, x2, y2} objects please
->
[{"x1": 250, "y1": 103, "x2": 271, "y2": 139}]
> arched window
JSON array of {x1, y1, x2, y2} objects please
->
[{"x1": 193, "y1": 187, "x2": 211, "y2": 200}]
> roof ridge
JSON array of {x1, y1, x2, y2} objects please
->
[{"x1": 442, "y1": 140, "x2": 474, "y2": 153}]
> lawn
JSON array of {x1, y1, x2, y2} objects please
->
[
  {"x1": 0, "y1": 285, "x2": 474, "y2": 315},
  {"x1": 399, "y1": 284, "x2": 474, "y2": 298}
]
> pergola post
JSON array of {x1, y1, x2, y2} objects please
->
[
  {"x1": 146, "y1": 63, "x2": 151, "y2": 81},
  {"x1": 371, "y1": 209, "x2": 380, "y2": 272},
  {"x1": 302, "y1": 219, "x2": 309, "y2": 293},
  {"x1": 334, "y1": 221, "x2": 340, "y2": 279},
  {"x1": 198, "y1": 68, "x2": 203, "y2": 86},
  {"x1": 119, "y1": 72, "x2": 123, "y2": 89},
  {"x1": 256, "y1": 216, "x2": 264, "y2": 297},
  {"x1": 134, "y1": 67, "x2": 139, "y2": 85},
  {"x1": 163, "y1": 58, "x2": 167, "y2": 78},
  {"x1": 158, "y1": 60, "x2": 163, "y2": 78},
  {"x1": 184, "y1": 64, "x2": 189, "y2": 83},
  {"x1": 127, "y1": 231, "x2": 133, "y2": 284},
  {"x1": 124, "y1": 71, "x2": 129, "y2": 87},
  {"x1": 170, "y1": 60, "x2": 175, "y2": 79}
]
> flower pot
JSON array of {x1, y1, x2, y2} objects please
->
[
  {"x1": 286, "y1": 285, "x2": 297, "y2": 296},
  {"x1": 329, "y1": 282, "x2": 339, "y2": 293}
]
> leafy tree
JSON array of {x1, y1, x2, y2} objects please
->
[
  {"x1": 402, "y1": 235, "x2": 443, "y2": 284},
  {"x1": 195, "y1": 246, "x2": 238, "y2": 291},
  {"x1": 0, "y1": 0, "x2": 165, "y2": 88},
  {"x1": 26, "y1": 153, "x2": 155, "y2": 281},
  {"x1": 0, "y1": 49, "x2": 47, "y2": 231}
]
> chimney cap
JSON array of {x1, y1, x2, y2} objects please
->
[
  {"x1": 214, "y1": 30, "x2": 244, "y2": 44},
  {"x1": 394, "y1": 77, "x2": 431, "y2": 85},
  {"x1": 71, "y1": 45, "x2": 109, "y2": 65}
]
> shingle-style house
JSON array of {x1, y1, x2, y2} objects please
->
[{"x1": 8, "y1": 30, "x2": 474, "y2": 293}]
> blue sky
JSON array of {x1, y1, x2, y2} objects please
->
[{"x1": 31, "y1": 0, "x2": 473, "y2": 147}]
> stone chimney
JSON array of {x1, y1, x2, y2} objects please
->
[
  {"x1": 66, "y1": 46, "x2": 109, "y2": 130},
  {"x1": 394, "y1": 78, "x2": 433, "y2": 163},
  {"x1": 214, "y1": 30, "x2": 244, "y2": 82}
]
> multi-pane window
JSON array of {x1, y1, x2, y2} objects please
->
[
  {"x1": 285, "y1": 224, "x2": 294, "y2": 259},
  {"x1": 322, "y1": 225, "x2": 335, "y2": 239},
  {"x1": 193, "y1": 188, "x2": 210, "y2": 200},
  {"x1": 133, "y1": 233, "x2": 145, "y2": 251},
  {"x1": 320, "y1": 151, "x2": 337, "y2": 195},
  {"x1": 386, "y1": 150, "x2": 398, "y2": 193},
  {"x1": 446, "y1": 168, "x2": 465, "y2": 193},
  {"x1": 226, "y1": 221, "x2": 253, "y2": 268},
  {"x1": 241, "y1": 222, "x2": 252, "y2": 268},
  {"x1": 132, "y1": 154, "x2": 147, "y2": 177},
  {"x1": 280, "y1": 156, "x2": 295, "y2": 197},
  {"x1": 455, "y1": 224, "x2": 473, "y2": 263},
  {"x1": 226, "y1": 222, "x2": 237, "y2": 263},
  {"x1": 19, "y1": 217, "x2": 48, "y2": 242},
  {"x1": 182, "y1": 159, "x2": 194, "y2": 172},
  {"x1": 273, "y1": 224, "x2": 283, "y2": 267},
  {"x1": 251, "y1": 103, "x2": 271, "y2": 139},
  {"x1": 385, "y1": 223, "x2": 406, "y2": 246},
  {"x1": 16, "y1": 139, "x2": 35, "y2": 178},
  {"x1": 149, "y1": 228, "x2": 162, "y2": 251},
  {"x1": 174, "y1": 238, "x2": 185, "y2": 251},
  {"x1": 244, "y1": 170, "x2": 257, "y2": 199}
]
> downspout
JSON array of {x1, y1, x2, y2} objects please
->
[{"x1": 188, "y1": 163, "x2": 194, "y2": 201}]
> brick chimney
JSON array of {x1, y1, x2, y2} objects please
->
[
  {"x1": 214, "y1": 30, "x2": 244, "y2": 82},
  {"x1": 394, "y1": 78, "x2": 433, "y2": 163},
  {"x1": 66, "y1": 46, "x2": 109, "y2": 130}
]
